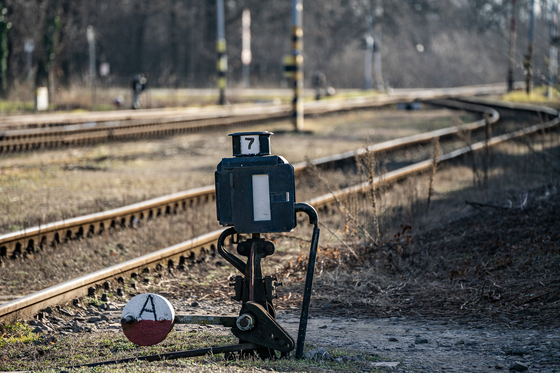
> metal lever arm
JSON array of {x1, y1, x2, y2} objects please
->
[
  {"x1": 293, "y1": 203, "x2": 320, "y2": 359},
  {"x1": 218, "y1": 227, "x2": 246, "y2": 273}
]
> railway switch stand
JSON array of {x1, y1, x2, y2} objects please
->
[{"x1": 120, "y1": 131, "x2": 321, "y2": 361}]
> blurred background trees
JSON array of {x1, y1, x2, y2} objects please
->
[{"x1": 1, "y1": 0, "x2": 557, "y2": 94}]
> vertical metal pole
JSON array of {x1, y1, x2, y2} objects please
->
[
  {"x1": 507, "y1": 0, "x2": 517, "y2": 92},
  {"x1": 549, "y1": 0, "x2": 558, "y2": 99},
  {"x1": 87, "y1": 26, "x2": 96, "y2": 106},
  {"x1": 25, "y1": 39, "x2": 35, "y2": 84},
  {"x1": 373, "y1": 23, "x2": 384, "y2": 92},
  {"x1": 241, "y1": 9, "x2": 251, "y2": 88},
  {"x1": 364, "y1": 15, "x2": 373, "y2": 90},
  {"x1": 527, "y1": 0, "x2": 535, "y2": 94},
  {"x1": 217, "y1": 0, "x2": 227, "y2": 105},
  {"x1": 27, "y1": 51, "x2": 32, "y2": 80},
  {"x1": 291, "y1": 0, "x2": 304, "y2": 132},
  {"x1": 295, "y1": 226, "x2": 320, "y2": 359}
]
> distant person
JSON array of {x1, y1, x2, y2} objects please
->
[
  {"x1": 132, "y1": 74, "x2": 147, "y2": 109},
  {"x1": 313, "y1": 71, "x2": 327, "y2": 100}
]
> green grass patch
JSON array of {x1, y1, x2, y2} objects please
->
[
  {"x1": 0, "y1": 100, "x2": 35, "y2": 114},
  {"x1": 501, "y1": 85, "x2": 560, "y2": 104},
  {"x1": 0, "y1": 322, "x2": 40, "y2": 347},
  {"x1": 0, "y1": 328, "x2": 381, "y2": 372}
]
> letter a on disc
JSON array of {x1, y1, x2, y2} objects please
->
[{"x1": 121, "y1": 293, "x2": 175, "y2": 346}]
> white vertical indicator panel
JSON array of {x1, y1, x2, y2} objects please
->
[
  {"x1": 252, "y1": 174, "x2": 271, "y2": 221},
  {"x1": 241, "y1": 135, "x2": 260, "y2": 155}
]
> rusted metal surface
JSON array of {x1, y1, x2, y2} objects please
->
[
  {"x1": 174, "y1": 315, "x2": 237, "y2": 327},
  {"x1": 0, "y1": 84, "x2": 508, "y2": 153},
  {"x1": 0, "y1": 185, "x2": 215, "y2": 258},
  {"x1": 0, "y1": 97, "x2": 556, "y2": 322},
  {"x1": 0, "y1": 229, "x2": 223, "y2": 320},
  {"x1": 78, "y1": 343, "x2": 259, "y2": 367},
  {"x1": 0, "y1": 99, "x2": 496, "y2": 259}
]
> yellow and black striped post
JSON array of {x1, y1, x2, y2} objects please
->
[
  {"x1": 289, "y1": 0, "x2": 303, "y2": 132},
  {"x1": 216, "y1": 0, "x2": 227, "y2": 105},
  {"x1": 217, "y1": 39, "x2": 227, "y2": 105}
]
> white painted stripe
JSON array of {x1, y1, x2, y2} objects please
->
[
  {"x1": 252, "y1": 174, "x2": 271, "y2": 221},
  {"x1": 241, "y1": 135, "x2": 260, "y2": 155}
]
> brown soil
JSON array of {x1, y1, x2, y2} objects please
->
[{"x1": 281, "y1": 184, "x2": 560, "y2": 328}]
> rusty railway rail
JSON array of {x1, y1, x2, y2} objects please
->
[
  {"x1": 0, "y1": 98, "x2": 557, "y2": 321},
  {"x1": 0, "y1": 84, "x2": 508, "y2": 153},
  {"x1": 0, "y1": 98, "x2": 497, "y2": 259}
]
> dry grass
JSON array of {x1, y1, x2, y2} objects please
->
[
  {"x1": 0, "y1": 108, "x2": 472, "y2": 233},
  {"x1": 281, "y1": 126, "x2": 560, "y2": 326}
]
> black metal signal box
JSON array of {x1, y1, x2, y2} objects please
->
[{"x1": 215, "y1": 131, "x2": 296, "y2": 233}]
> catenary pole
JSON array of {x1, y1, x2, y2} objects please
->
[
  {"x1": 291, "y1": 0, "x2": 303, "y2": 131},
  {"x1": 526, "y1": 0, "x2": 535, "y2": 94},
  {"x1": 217, "y1": 0, "x2": 227, "y2": 105},
  {"x1": 549, "y1": 0, "x2": 558, "y2": 99},
  {"x1": 241, "y1": 9, "x2": 251, "y2": 88},
  {"x1": 373, "y1": 22, "x2": 384, "y2": 91},
  {"x1": 507, "y1": 0, "x2": 517, "y2": 92},
  {"x1": 364, "y1": 15, "x2": 373, "y2": 90}
]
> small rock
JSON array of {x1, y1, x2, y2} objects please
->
[
  {"x1": 415, "y1": 337, "x2": 429, "y2": 344},
  {"x1": 104, "y1": 302, "x2": 117, "y2": 311},
  {"x1": 305, "y1": 347, "x2": 332, "y2": 361},
  {"x1": 536, "y1": 345, "x2": 548, "y2": 352},
  {"x1": 87, "y1": 317, "x2": 102, "y2": 323},
  {"x1": 495, "y1": 363, "x2": 504, "y2": 369},
  {"x1": 319, "y1": 325, "x2": 328, "y2": 329},
  {"x1": 506, "y1": 348, "x2": 526, "y2": 356},
  {"x1": 370, "y1": 362, "x2": 400, "y2": 368},
  {"x1": 388, "y1": 337, "x2": 399, "y2": 342},
  {"x1": 44, "y1": 307, "x2": 54, "y2": 314},
  {"x1": 334, "y1": 357, "x2": 343, "y2": 363},
  {"x1": 343, "y1": 355, "x2": 364, "y2": 362},
  {"x1": 50, "y1": 316, "x2": 65, "y2": 324},
  {"x1": 59, "y1": 308, "x2": 74, "y2": 317},
  {"x1": 509, "y1": 361, "x2": 528, "y2": 371},
  {"x1": 350, "y1": 318, "x2": 357, "y2": 322},
  {"x1": 191, "y1": 301, "x2": 199, "y2": 307}
]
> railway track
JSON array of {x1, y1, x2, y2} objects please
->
[
  {"x1": 0, "y1": 83, "x2": 508, "y2": 153},
  {"x1": 0, "y1": 97, "x2": 558, "y2": 321},
  {"x1": 0, "y1": 98, "x2": 498, "y2": 260}
]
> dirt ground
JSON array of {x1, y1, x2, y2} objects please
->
[
  {"x1": 1, "y1": 106, "x2": 559, "y2": 372},
  {"x1": 0, "y1": 107, "x2": 472, "y2": 233}
]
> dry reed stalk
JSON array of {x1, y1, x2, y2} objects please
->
[
  {"x1": 356, "y1": 144, "x2": 381, "y2": 245},
  {"x1": 306, "y1": 159, "x2": 377, "y2": 246},
  {"x1": 426, "y1": 138, "x2": 440, "y2": 213},
  {"x1": 318, "y1": 221, "x2": 362, "y2": 262}
]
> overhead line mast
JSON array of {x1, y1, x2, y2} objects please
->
[
  {"x1": 217, "y1": 0, "x2": 227, "y2": 105},
  {"x1": 507, "y1": 0, "x2": 517, "y2": 92},
  {"x1": 291, "y1": 0, "x2": 304, "y2": 131}
]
